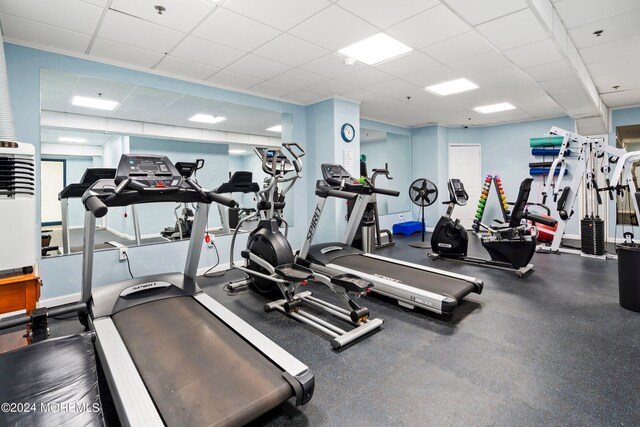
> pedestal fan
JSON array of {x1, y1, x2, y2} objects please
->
[{"x1": 409, "y1": 178, "x2": 438, "y2": 249}]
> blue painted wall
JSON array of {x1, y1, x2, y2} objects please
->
[
  {"x1": 4, "y1": 42, "x2": 307, "y2": 299},
  {"x1": 410, "y1": 116, "x2": 578, "y2": 233}
]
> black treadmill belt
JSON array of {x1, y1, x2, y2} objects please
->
[
  {"x1": 333, "y1": 255, "x2": 478, "y2": 301},
  {"x1": 112, "y1": 297, "x2": 292, "y2": 427}
]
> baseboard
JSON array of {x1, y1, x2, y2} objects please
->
[
  {"x1": 106, "y1": 226, "x2": 134, "y2": 240},
  {"x1": 38, "y1": 292, "x2": 82, "y2": 310}
]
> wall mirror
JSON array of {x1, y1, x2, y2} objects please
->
[
  {"x1": 40, "y1": 68, "x2": 289, "y2": 257},
  {"x1": 360, "y1": 127, "x2": 411, "y2": 215}
]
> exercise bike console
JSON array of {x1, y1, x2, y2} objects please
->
[{"x1": 447, "y1": 179, "x2": 468, "y2": 206}]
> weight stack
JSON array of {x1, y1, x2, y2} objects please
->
[{"x1": 581, "y1": 217, "x2": 606, "y2": 255}]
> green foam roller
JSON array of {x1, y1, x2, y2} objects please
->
[{"x1": 529, "y1": 136, "x2": 564, "y2": 147}]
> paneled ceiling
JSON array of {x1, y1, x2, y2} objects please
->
[{"x1": 1, "y1": 0, "x2": 639, "y2": 130}]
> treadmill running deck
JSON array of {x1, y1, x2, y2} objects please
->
[
  {"x1": 333, "y1": 255, "x2": 480, "y2": 301},
  {"x1": 112, "y1": 296, "x2": 292, "y2": 427}
]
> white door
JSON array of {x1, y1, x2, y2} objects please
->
[
  {"x1": 448, "y1": 144, "x2": 482, "y2": 229},
  {"x1": 41, "y1": 159, "x2": 65, "y2": 224}
]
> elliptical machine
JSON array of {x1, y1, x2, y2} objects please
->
[
  {"x1": 429, "y1": 178, "x2": 557, "y2": 277},
  {"x1": 229, "y1": 143, "x2": 383, "y2": 349}
]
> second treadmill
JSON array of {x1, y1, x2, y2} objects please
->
[{"x1": 297, "y1": 164, "x2": 483, "y2": 315}]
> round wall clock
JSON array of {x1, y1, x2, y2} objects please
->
[{"x1": 341, "y1": 123, "x2": 355, "y2": 143}]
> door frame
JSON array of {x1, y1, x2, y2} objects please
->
[
  {"x1": 448, "y1": 143, "x2": 482, "y2": 229},
  {"x1": 41, "y1": 158, "x2": 67, "y2": 227}
]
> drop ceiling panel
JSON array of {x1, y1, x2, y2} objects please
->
[
  {"x1": 110, "y1": 0, "x2": 216, "y2": 33},
  {"x1": 449, "y1": 50, "x2": 513, "y2": 75},
  {"x1": 154, "y1": 56, "x2": 218, "y2": 80},
  {"x1": 252, "y1": 34, "x2": 329, "y2": 67},
  {"x1": 270, "y1": 69, "x2": 327, "y2": 91},
  {"x1": 342, "y1": 89, "x2": 380, "y2": 102},
  {"x1": 553, "y1": 0, "x2": 640, "y2": 29},
  {"x1": 289, "y1": 6, "x2": 378, "y2": 51},
  {"x1": 476, "y1": 9, "x2": 548, "y2": 51},
  {"x1": 207, "y1": 70, "x2": 263, "y2": 90},
  {"x1": 517, "y1": 95, "x2": 566, "y2": 117},
  {"x1": 421, "y1": 31, "x2": 495, "y2": 65},
  {"x1": 307, "y1": 79, "x2": 354, "y2": 96},
  {"x1": 193, "y1": 8, "x2": 281, "y2": 52},
  {"x1": 587, "y1": 54, "x2": 640, "y2": 77},
  {"x1": 337, "y1": 0, "x2": 440, "y2": 29},
  {"x1": 225, "y1": 54, "x2": 291, "y2": 80},
  {"x1": 0, "y1": 0, "x2": 102, "y2": 35},
  {"x1": 568, "y1": 10, "x2": 640, "y2": 49},
  {"x1": 386, "y1": 5, "x2": 471, "y2": 49},
  {"x1": 299, "y1": 53, "x2": 366, "y2": 78},
  {"x1": 283, "y1": 90, "x2": 324, "y2": 105},
  {"x1": 579, "y1": 35, "x2": 640, "y2": 64},
  {"x1": 248, "y1": 81, "x2": 296, "y2": 98},
  {"x1": 224, "y1": 0, "x2": 330, "y2": 31},
  {"x1": 335, "y1": 67, "x2": 395, "y2": 88},
  {"x1": 441, "y1": 0, "x2": 527, "y2": 26},
  {"x1": 504, "y1": 39, "x2": 563, "y2": 69},
  {"x1": 523, "y1": 60, "x2": 573, "y2": 82},
  {"x1": 364, "y1": 79, "x2": 421, "y2": 100},
  {"x1": 374, "y1": 51, "x2": 441, "y2": 77},
  {"x1": 402, "y1": 65, "x2": 460, "y2": 87},
  {"x1": 80, "y1": 0, "x2": 109, "y2": 6},
  {"x1": 97, "y1": 10, "x2": 184, "y2": 53},
  {"x1": 0, "y1": 14, "x2": 91, "y2": 54},
  {"x1": 91, "y1": 38, "x2": 164, "y2": 68},
  {"x1": 593, "y1": 70, "x2": 640, "y2": 92},
  {"x1": 171, "y1": 36, "x2": 246, "y2": 68},
  {"x1": 538, "y1": 75, "x2": 597, "y2": 114},
  {"x1": 601, "y1": 89, "x2": 640, "y2": 108}
]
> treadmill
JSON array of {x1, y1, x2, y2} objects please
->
[
  {"x1": 297, "y1": 164, "x2": 483, "y2": 315},
  {"x1": 57, "y1": 168, "x2": 117, "y2": 254},
  {"x1": 215, "y1": 171, "x2": 260, "y2": 234},
  {"x1": 80, "y1": 154, "x2": 314, "y2": 426}
]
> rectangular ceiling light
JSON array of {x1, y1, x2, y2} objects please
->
[
  {"x1": 229, "y1": 149, "x2": 246, "y2": 154},
  {"x1": 473, "y1": 102, "x2": 516, "y2": 114},
  {"x1": 425, "y1": 78, "x2": 478, "y2": 96},
  {"x1": 266, "y1": 125, "x2": 282, "y2": 133},
  {"x1": 71, "y1": 95, "x2": 119, "y2": 111},
  {"x1": 59, "y1": 137, "x2": 87, "y2": 143},
  {"x1": 338, "y1": 33, "x2": 412, "y2": 65},
  {"x1": 188, "y1": 113, "x2": 227, "y2": 124}
]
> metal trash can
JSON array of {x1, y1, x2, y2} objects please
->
[{"x1": 617, "y1": 243, "x2": 640, "y2": 312}]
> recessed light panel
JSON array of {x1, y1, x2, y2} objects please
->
[
  {"x1": 473, "y1": 102, "x2": 516, "y2": 114},
  {"x1": 188, "y1": 114, "x2": 227, "y2": 124},
  {"x1": 229, "y1": 149, "x2": 246, "y2": 154},
  {"x1": 338, "y1": 33, "x2": 412, "y2": 65},
  {"x1": 59, "y1": 137, "x2": 87, "y2": 143},
  {"x1": 72, "y1": 95, "x2": 119, "y2": 111},
  {"x1": 425, "y1": 78, "x2": 479, "y2": 96},
  {"x1": 266, "y1": 125, "x2": 282, "y2": 133}
]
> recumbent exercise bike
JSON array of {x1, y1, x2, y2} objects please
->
[{"x1": 429, "y1": 178, "x2": 557, "y2": 277}]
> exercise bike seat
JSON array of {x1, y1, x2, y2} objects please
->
[
  {"x1": 330, "y1": 273, "x2": 372, "y2": 293},
  {"x1": 275, "y1": 263, "x2": 314, "y2": 282}
]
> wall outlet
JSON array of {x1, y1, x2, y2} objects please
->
[
  {"x1": 118, "y1": 246, "x2": 128, "y2": 261},
  {"x1": 399, "y1": 214, "x2": 405, "y2": 222}
]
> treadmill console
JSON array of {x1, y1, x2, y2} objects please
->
[
  {"x1": 448, "y1": 179, "x2": 468, "y2": 206},
  {"x1": 80, "y1": 168, "x2": 115, "y2": 184},
  {"x1": 254, "y1": 147, "x2": 294, "y2": 175},
  {"x1": 321, "y1": 164, "x2": 363, "y2": 191},
  {"x1": 115, "y1": 154, "x2": 182, "y2": 191}
]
